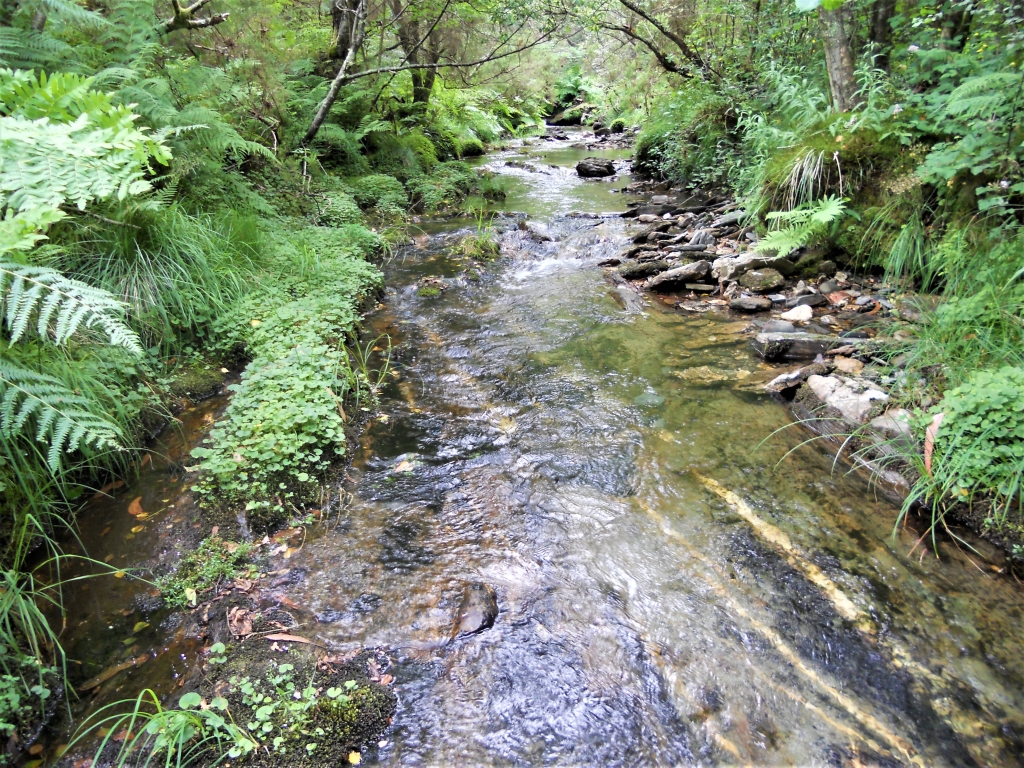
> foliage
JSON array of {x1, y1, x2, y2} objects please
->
[
  {"x1": 755, "y1": 196, "x2": 849, "y2": 257},
  {"x1": 155, "y1": 536, "x2": 255, "y2": 608},
  {"x1": 346, "y1": 174, "x2": 408, "y2": 219}
]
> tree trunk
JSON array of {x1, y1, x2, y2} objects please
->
[
  {"x1": 304, "y1": 0, "x2": 368, "y2": 144},
  {"x1": 330, "y1": 0, "x2": 362, "y2": 62},
  {"x1": 818, "y1": 6, "x2": 860, "y2": 112},
  {"x1": 941, "y1": 7, "x2": 972, "y2": 51},
  {"x1": 868, "y1": 0, "x2": 896, "y2": 69}
]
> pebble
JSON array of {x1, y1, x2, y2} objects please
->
[{"x1": 780, "y1": 305, "x2": 813, "y2": 322}]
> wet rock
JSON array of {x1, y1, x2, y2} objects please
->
[
  {"x1": 576, "y1": 158, "x2": 616, "y2": 177},
  {"x1": 730, "y1": 296, "x2": 773, "y2": 312},
  {"x1": 685, "y1": 283, "x2": 716, "y2": 293},
  {"x1": 519, "y1": 220, "x2": 553, "y2": 242},
  {"x1": 595, "y1": 126, "x2": 612, "y2": 137},
  {"x1": 738, "y1": 268, "x2": 785, "y2": 293},
  {"x1": 453, "y1": 582, "x2": 498, "y2": 637},
  {"x1": 618, "y1": 260, "x2": 670, "y2": 280},
  {"x1": 806, "y1": 375, "x2": 889, "y2": 423},
  {"x1": 780, "y1": 304, "x2": 813, "y2": 322},
  {"x1": 762, "y1": 320, "x2": 796, "y2": 333},
  {"x1": 631, "y1": 222, "x2": 670, "y2": 243},
  {"x1": 765, "y1": 362, "x2": 832, "y2": 395},
  {"x1": 645, "y1": 260, "x2": 710, "y2": 290},
  {"x1": 598, "y1": 256, "x2": 622, "y2": 267},
  {"x1": 689, "y1": 229, "x2": 717, "y2": 246},
  {"x1": 818, "y1": 278, "x2": 840, "y2": 294},
  {"x1": 623, "y1": 244, "x2": 661, "y2": 258},
  {"x1": 817, "y1": 260, "x2": 838, "y2": 277},
  {"x1": 753, "y1": 332, "x2": 843, "y2": 361}
]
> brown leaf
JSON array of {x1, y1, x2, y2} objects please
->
[
  {"x1": 232, "y1": 578, "x2": 254, "y2": 592},
  {"x1": 924, "y1": 412, "x2": 944, "y2": 476},
  {"x1": 223, "y1": 541, "x2": 240, "y2": 554},
  {"x1": 379, "y1": 674, "x2": 394, "y2": 685},
  {"x1": 79, "y1": 655, "x2": 149, "y2": 691},
  {"x1": 112, "y1": 729, "x2": 132, "y2": 742},
  {"x1": 140, "y1": 453, "x2": 151, "y2": 468},
  {"x1": 263, "y1": 633, "x2": 311, "y2": 644},
  {"x1": 28, "y1": 744, "x2": 43, "y2": 755},
  {"x1": 228, "y1": 606, "x2": 253, "y2": 637},
  {"x1": 127, "y1": 497, "x2": 145, "y2": 517}
]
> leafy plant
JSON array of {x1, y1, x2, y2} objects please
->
[
  {"x1": 155, "y1": 536, "x2": 254, "y2": 608},
  {"x1": 755, "y1": 195, "x2": 849, "y2": 257}
]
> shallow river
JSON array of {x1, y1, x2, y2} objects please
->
[{"x1": 59, "y1": 135, "x2": 1024, "y2": 767}]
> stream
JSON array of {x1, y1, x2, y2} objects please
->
[{"x1": 54, "y1": 133, "x2": 1024, "y2": 767}]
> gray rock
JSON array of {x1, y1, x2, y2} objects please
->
[
  {"x1": 730, "y1": 296, "x2": 773, "y2": 312},
  {"x1": 711, "y1": 210, "x2": 747, "y2": 227},
  {"x1": 818, "y1": 279, "x2": 839, "y2": 294},
  {"x1": 623, "y1": 244, "x2": 661, "y2": 259},
  {"x1": 685, "y1": 283, "x2": 716, "y2": 292},
  {"x1": 712, "y1": 254, "x2": 796, "y2": 281},
  {"x1": 807, "y1": 375, "x2": 889, "y2": 423},
  {"x1": 753, "y1": 332, "x2": 844, "y2": 361},
  {"x1": 453, "y1": 582, "x2": 498, "y2": 637},
  {"x1": 762, "y1": 320, "x2": 796, "y2": 333},
  {"x1": 817, "y1": 260, "x2": 837, "y2": 277},
  {"x1": 785, "y1": 293, "x2": 828, "y2": 308},
  {"x1": 631, "y1": 223, "x2": 670, "y2": 243},
  {"x1": 868, "y1": 411, "x2": 917, "y2": 448},
  {"x1": 646, "y1": 260, "x2": 710, "y2": 290},
  {"x1": 855, "y1": 295, "x2": 876, "y2": 306},
  {"x1": 739, "y1": 268, "x2": 785, "y2": 293},
  {"x1": 618, "y1": 260, "x2": 670, "y2": 280},
  {"x1": 689, "y1": 229, "x2": 717, "y2": 246},
  {"x1": 576, "y1": 157, "x2": 616, "y2": 177}
]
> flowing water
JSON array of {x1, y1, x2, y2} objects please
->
[{"x1": 57, "y1": 134, "x2": 1024, "y2": 767}]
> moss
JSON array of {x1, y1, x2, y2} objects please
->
[
  {"x1": 456, "y1": 136, "x2": 485, "y2": 158},
  {"x1": 417, "y1": 285, "x2": 442, "y2": 298},
  {"x1": 167, "y1": 361, "x2": 225, "y2": 401},
  {"x1": 155, "y1": 536, "x2": 255, "y2": 608}
]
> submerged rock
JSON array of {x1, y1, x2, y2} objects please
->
[
  {"x1": 576, "y1": 157, "x2": 616, "y2": 177},
  {"x1": 453, "y1": 582, "x2": 498, "y2": 638}
]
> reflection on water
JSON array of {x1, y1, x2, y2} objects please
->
[{"x1": 56, "y1": 132, "x2": 1024, "y2": 767}]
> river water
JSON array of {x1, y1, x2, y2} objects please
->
[{"x1": 58, "y1": 135, "x2": 1024, "y2": 767}]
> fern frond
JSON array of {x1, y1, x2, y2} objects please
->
[
  {"x1": 946, "y1": 73, "x2": 1024, "y2": 120},
  {"x1": 0, "y1": 359, "x2": 124, "y2": 471},
  {"x1": 0, "y1": 261, "x2": 142, "y2": 353}
]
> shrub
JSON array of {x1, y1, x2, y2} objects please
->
[
  {"x1": 406, "y1": 162, "x2": 478, "y2": 212},
  {"x1": 400, "y1": 130, "x2": 438, "y2": 171},
  {"x1": 926, "y1": 367, "x2": 1024, "y2": 524},
  {"x1": 317, "y1": 190, "x2": 363, "y2": 227},
  {"x1": 347, "y1": 174, "x2": 408, "y2": 218}
]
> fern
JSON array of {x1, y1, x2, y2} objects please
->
[
  {"x1": 0, "y1": 261, "x2": 142, "y2": 353},
  {"x1": 0, "y1": 359, "x2": 124, "y2": 471},
  {"x1": 755, "y1": 196, "x2": 848, "y2": 257},
  {"x1": 945, "y1": 72, "x2": 1024, "y2": 121}
]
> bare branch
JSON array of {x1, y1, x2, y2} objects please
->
[{"x1": 160, "y1": 0, "x2": 229, "y2": 35}]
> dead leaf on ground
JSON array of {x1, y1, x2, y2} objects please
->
[
  {"x1": 228, "y1": 607, "x2": 253, "y2": 637},
  {"x1": 393, "y1": 460, "x2": 415, "y2": 473},
  {"x1": 380, "y1": 674, "x2": 394, "y2": 685},
  {"x1": 223, "y1": 541, "x2": 240, "y2": 554},
  {"x1": 232, "y1": 577, "x2": 254, "y2": 592},
  {"x1": 127, "y1": 497, "x2": 145, "y2": 517},
  {"x1": 263, "y1": 633, "x2": 311, "y2": 644}
]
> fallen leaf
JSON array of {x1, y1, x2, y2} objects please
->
[
  {"x1": 79, "y1": 655, "x2": 148, "y2": 691},
  {"x1": 100, "y1": 527, "x2": 110, "y2": 536},
  {"x1": 113, "y1": 571, "x2": 126, "y2": 579},
  {"x1": 132, "y1": 621, "x2": 149, "y2": 633},
  {"x1": 128, "y1": 497, "x2": 145, "y2": 517},
  {"x1": 228, "y1": 606, "x2": 253, "y2": 637},
  {"x1": 263, "y1": 633, "x2": 311, "y2": 644},
  {"x1": 131, "y1": 525, "x2": 145, "y2": 534},
  {"x1": 28, "y1": 744, "x2": 43, "y2": 755},
  {"x1": 104, "y1": 554, "x2": 114, "y2": 563},
  {"x1": 140, "y1": 453, "x2": 151, "y2": 468},
  {"x1": 232, "y1": 578, "x2": 253, "y2": 591},
  {"x1": 112, "y1": 729, "x2": 132, "y2": 742},
  {"x1": 223, "y1": 541, "x2": 240, "y2": 554},
  {"x1": 348, "y1": 752, "x2": 361, "y2": 765},
  {"x1": 380, "y1": 674, "x2": 394, "y2": 685},
  {"x1": 393, "y1": 460, "x2": 415, "y2": 473},
  {"x1": 924, "y1": 412, "x2": 944, "y2": 476},
  {"x1": 211, "y1": 526, "x2": 219, "y2": 536},
  {"x1": 184, "y1": 587, "x2": 197, "y2": 606}
]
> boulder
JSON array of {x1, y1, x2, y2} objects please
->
[
  {"x1": 730, "y1": 296, "x2": 773, "y2": 312},
  {"x1": 868, "y1": 408, "x2": 914, "y2": 446},
  {"x1": 452, "y1": 582, "x2": 498, "y2": 638},
  {"x1": 753, "y1": 332, "x2": 844, "y2": 361},
  {"x1": 832, "y1": 355, "x2": 864, "y2": 374},
  {"x1": 711, "y1": 210, "x2": 747, "y2": 227},
  {"x1": 806, "y1": 375, "x2": 889, "y2": 423},
  {"x1": 645, "y1": 260, "x2": 710, "y2": 290},
  {"x1": 739, "y1": 268, "x2": 785, "y2": 293},
  {"x1": 576, "y1": 158, "x2": 616, "y2": 177},
  {"x1": 618, "y1": 260, "x2": 670, "y2": 280}
]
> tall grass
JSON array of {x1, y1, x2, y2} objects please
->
[{"x1": 49, "y1": 206, "x2": 266, "y2": 346}]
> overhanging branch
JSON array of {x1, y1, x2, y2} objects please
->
[{"x1": 160, "y1": 0, "x2": 229, "y2": 35}]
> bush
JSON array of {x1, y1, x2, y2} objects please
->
[
  {"x1": 406, "y1": 162, "x2": 478, "y2": 212},
  {"x1": 317, "y1": 190, "x2": 363, "y2": 227},
  {"x1": 926, "y1": 367, "x2": 1024, "y2": 525},
  {"x1": 456, "y1": 136, "x2": 485, "y2": 158},
  {"x1": 400, "y1": 130, "x2": 438, "y2": 171},
  {"x1": 347, "y1": 174, "x2": 408, "y2": 218}
]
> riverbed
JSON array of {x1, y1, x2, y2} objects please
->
[{"x1": 55, "y1": 134, "x2": 1024, "y2": 767}]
